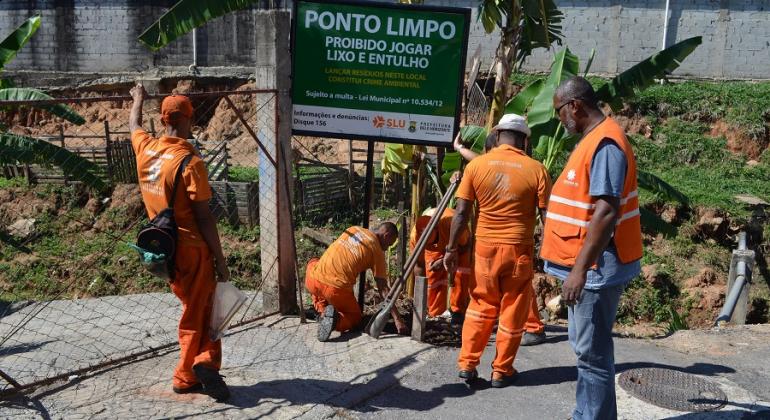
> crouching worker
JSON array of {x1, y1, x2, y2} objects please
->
[
  {"x1": 129, "y1": 84, "x2": 230, "y2": 402},
  {"x1": 305, "y1": 223, "x2": 408, "y2": 342}
]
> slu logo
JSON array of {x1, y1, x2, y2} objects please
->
[
  {"x1": 372, "y1": 115, "x2": 385, "y2": 128},
  {"x1": 567, "y1": 169, "x2": 577, "y2": 181},
  {"x1": 408, "y1": 121, "x2": 416, "y2": 133}
]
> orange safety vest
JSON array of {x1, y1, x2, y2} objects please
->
[{"x1": 540, "y1": 117, "x2": 643, "y2": 266}]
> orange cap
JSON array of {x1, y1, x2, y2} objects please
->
[{"x1": 160, "y1": 94, "x2": 193, "y2": 124}]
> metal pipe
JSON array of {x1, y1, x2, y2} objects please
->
[
  {"x1": 738, "y1": 231, "x2": 747, "y2": 251},
  {"x1": 715, "y1": 261, "x2": 747, "y2": 325},
  {"x1": 661, "y1": 0, "x2": 670, "y2": 50},
  {"x1": 189, "y1": 28, "x2": 198, "y2": 72}
]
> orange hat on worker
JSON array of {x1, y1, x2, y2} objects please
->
[{"x1": 161, "y1": 94, "x2": 194, "y2": 125}]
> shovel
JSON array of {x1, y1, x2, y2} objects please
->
[{"x1": 366, "y1": 177, "x2": 461, "y2": 339}]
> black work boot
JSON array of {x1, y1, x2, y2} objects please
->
[
  {"x1": 193, "y1": 364, "x2": 230, "y2": 403},
  {"x1": 172, "y1": 383, "x2": 202, "y2": 394},
  {"x1": 317, "y1": 305, "x2": 337, "y2": 342},
  {"x1": 458, "y1": 369, "x2": 478, "y2": 382},
  {"x1": 490, "y1": 371, "x2": 518, "y2": 388},
  {"x1": 520, "y1": 331, "x2": 547, "y2": 346}
]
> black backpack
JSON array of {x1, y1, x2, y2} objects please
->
[{"x1": 132, "y1": 154, "x2": 193, "y2": 281}]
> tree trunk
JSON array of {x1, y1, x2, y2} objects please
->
[{"x1": 486, "y1": 2, "x2": 522, "y2": 130}]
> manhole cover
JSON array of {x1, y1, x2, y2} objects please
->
[{"x1": 618, "y1": 368, "x2": 727, "y2": 412}]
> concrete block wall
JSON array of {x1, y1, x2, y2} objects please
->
[
  {"x1": 0, "y1": 0, "x2": 272, "y2": 73},
  {"x1": 0, "y1": 0, "x2": 768, "y2": 79}
]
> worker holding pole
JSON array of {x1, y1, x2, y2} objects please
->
[
  {"x1": 410, "y1": 208, "x2": 471, "y2": 325},
  {"x1": 453, "y1": 131, "x2": 549, "y2": 345},
  {"x1": 444, "y1": 113, "x2": 552, "y2": 388},
  {"x1": 305, "y1": 223, "x2": 408, "y2": 342}
]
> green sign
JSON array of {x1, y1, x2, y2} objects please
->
[{"x1": 291, "y1": 0, "x2": 470, "y2": 146}]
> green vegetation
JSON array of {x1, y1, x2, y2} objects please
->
[
  {"x1": 228, "y1": 166, "x2": 259, "y2": 183},
  {"x1": 633, "y1": 120, "x2": 770, "y2": 220},
  {"x1": 629, "y1": 80, "x2": 770, "y2": 139}
]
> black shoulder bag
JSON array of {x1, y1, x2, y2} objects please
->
[{"x1": 132, "y1": 154, "x2": 193, "y2": 281}]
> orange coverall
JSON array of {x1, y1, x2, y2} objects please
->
[
  {"x1": 132, "y1": 129, "x2": 221, "y2": 390},
  {"x1": 305, "y1": 226, "x2": 388, "y2": 332},
  {"x1": 455, "y1": 144, "x2": 551, "y2": 376},
  {"x1": 410, "y1": 210, "x2": 471, "y2": 316}
]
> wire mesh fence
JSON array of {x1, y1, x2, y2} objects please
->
[{"x1": 0, "y1": 88, "x2": 278, "y2": 395}]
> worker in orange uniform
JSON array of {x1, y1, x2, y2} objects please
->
[
  {"x1": 542, "y1": 77, "x2": 643, "y2": 419},
  {"x1": 444, "y1": 114, "x2": 551, "y2": 388},
  {"x1": 409, "y1": 208, "x2": 471, "y2": 325},
  {"x1": 305, "y1": 223, "x2": 408, "y2": 342},
  {"x1": 452, "y1": 131, "x2": 547, "y2": 346},
  {"x1": 129, "y1": 84, "x2": 230, "y2": 402}
]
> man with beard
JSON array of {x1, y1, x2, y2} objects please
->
[{"x1": 541, "y1": 77, "x2": 643, "y2": 419}]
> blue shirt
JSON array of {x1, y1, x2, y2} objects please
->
[{"x1": 544, "y1": 139, "x2": 641, "y2": 289}]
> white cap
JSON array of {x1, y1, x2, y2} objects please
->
[{"x1": 493, "y1": 113, "x2": 530, "y2": 137}]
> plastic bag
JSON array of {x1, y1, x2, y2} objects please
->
[{"x1": 209, "y1": 282, "x2": 248, "y2": 342}]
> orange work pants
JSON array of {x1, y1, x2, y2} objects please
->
[
  {"x1": 305, "y1": 259, "x2": 361, "y2": 332},
  {"x1": 169, "y1": 244, "x2": 221, "y2": 389},
  {"x1": 425, "y1": 250, "x2": 470, "y2": 317},
  {"x1": 526, "y1": 289, "x2": 545, "y2": 334},
  {"x1": 458, "y1": 241, "x2": 534, "y2": 376}
]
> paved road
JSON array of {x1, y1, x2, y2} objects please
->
[{"x1": 352, "y1": 325, "x2": 770, "y2": 419}]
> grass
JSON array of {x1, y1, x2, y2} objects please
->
[
  {"x1": 633, "y1": 118, "x2": 770, "y2": 220},
  {"x1": 628, "y1": 80, "x2": 770, "y2": 139},
  {"x1": 0, "y1": 177, "x2": 26, "y2": 189},
  {"x1": 228, "y1": 166, "x2": 259, "y2": 183}
]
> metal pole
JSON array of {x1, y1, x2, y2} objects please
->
[
  {"x1": 716, "y1": 261, "x2": 747, "y2": 324},
  {"x1": 358, "y1": 140, "x2": 375, "y2": 310},
  {"x1": 661, "y1": 0, "x2": 670, "y2": 50}
]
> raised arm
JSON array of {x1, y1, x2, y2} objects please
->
[
  {"x1": 129, "y1": 83, "x2": 147, "y2": 133},
  {"x1": 453, "y1": 132, "x2": 480, "y2": 162}
]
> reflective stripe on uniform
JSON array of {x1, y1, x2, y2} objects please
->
[
  {"x1": 497, "y1": 324, "x2": 525, "y2": 337},
  {"x1": 549, "y1": 194, "x2": 595, "y2": 210},
  {"x1": 465, "y1": 309, "x2": 497, "y2": 320},
  {"x1": 545, "y1": 212, "x2": 589, "y2": 227}
]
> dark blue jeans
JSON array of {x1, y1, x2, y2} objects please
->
[{"x1": 568, "y1": 284, "x2": 625, "y2": 420}]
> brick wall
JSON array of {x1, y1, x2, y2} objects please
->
[{"x1": 1, "y1": 0, "x2": 768, "y2": 79}]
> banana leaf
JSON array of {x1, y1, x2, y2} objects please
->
[
  {"x1": 477, "y1": 0, "x2": 509, "y2": 34},
  {"x1": 596, "y1": 36, "x2": 703, "y2": 111},
  {"x1": 518, "y1": 0, "x2": 563, "y2": 63},
  {"x1": 139, "y1": 0, "x2": 260, "y2": 51},
  {"x1": 0, "y1": 88, "x2": 85, "y2": 125},
  {"x1": 0, "y1": 132, "x2": 108, "y2": 192},
  {"x1": 637, "y1": 170, "x2": 690, "y2": 206},
  {"x1": 0, "y1": 16, "x2": 40, "y2": 70},
  {"x1": 505, "y1": 79, "x2": 543, "y2": 115},
  {"x1": 381, "y1": 143, "x2": 414, "y2": 179},
  {"x1": 527, "y1": 48, "x2": 579, "y2": 128}
]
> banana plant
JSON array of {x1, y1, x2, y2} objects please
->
[
  {"x1": 478, "y1": 0, "x2": 564, "y2": 129},
  {"x1": 0, "y1": 16, "x2": 107, "y2": 192},
  {"x1": 450, "y1": 38, "x2": 703, "y2": 234},
  {"x1": 504, "y1": 37, "x2": 703, "y2": 174}
]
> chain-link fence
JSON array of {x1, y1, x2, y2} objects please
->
[{"x1": 0, "y1": 88, "x2": 278, "y2": 395}]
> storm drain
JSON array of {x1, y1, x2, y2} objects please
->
[{"x1": 618, "y1": 368, "x2": 727, "y2": 412}]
